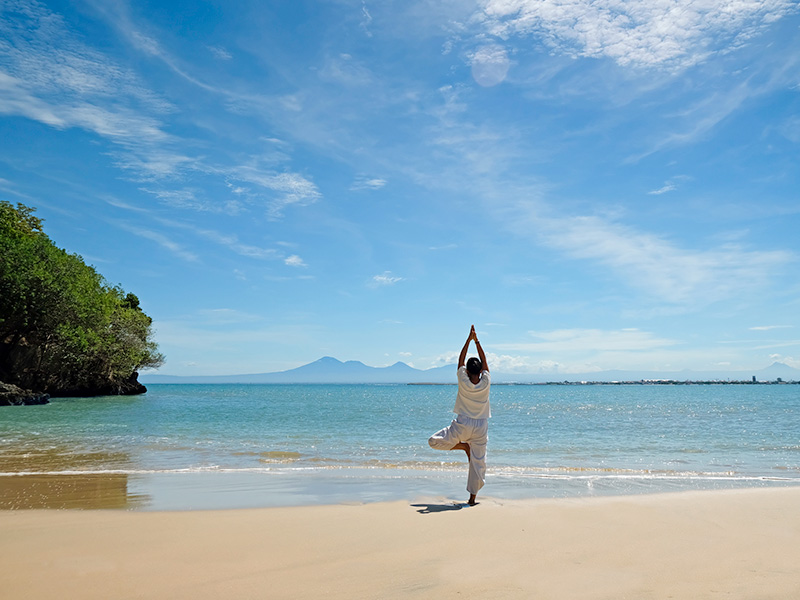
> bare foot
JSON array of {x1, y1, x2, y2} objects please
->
[
  {"x1": 452, "y1": 442, "x2": 471, "y2": 460},
  {"x1": 468, "y1": 494, "x2": 477, "y2": 506}
]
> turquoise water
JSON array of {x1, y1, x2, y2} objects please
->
[{"x1": 2, "y1": 383, "x2": 800, "y2": 509}]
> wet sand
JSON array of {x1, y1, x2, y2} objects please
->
[{"x1": 0, "y1": 473, "x2": 147, "y2": 509}]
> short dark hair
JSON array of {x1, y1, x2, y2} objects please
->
[{"x1": 466, "y1": 357, "x2": 482, "y2": 376}]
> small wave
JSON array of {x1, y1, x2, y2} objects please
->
[
  {"x1": 489, "y1": 467, "x2": 797, "y2": 483},
  {"x1": 503, "y1": 465, "x2": 739, "y2": 477},
  {"x1": 258, "y1": 452, "x2": 302, "y2": 464},
  {"x1": 232, "y1": 450, "x2": 303, "y2": 460},
  {"x1": 2, "y1": 463, "x2": 799, "y2": 484}
]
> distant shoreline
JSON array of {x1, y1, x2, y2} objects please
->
[
  {"x1": 137, "y1": 379, "x2": 800, "y2": 386},
  {"x1": 410, "y1": 380, "x2": 800, "y2": 386},
  {"x1": 141, "y1": 357, "x2": 800, "y2": 386}
]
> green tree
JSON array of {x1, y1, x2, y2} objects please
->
[{"x1": 0, "y1": 201, "x2": 163, "y2": 395}]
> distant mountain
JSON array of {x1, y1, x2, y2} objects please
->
[
  {"x1": 141, "y1": 357, "x2": 456, "y2": 384},
  {"x1": 140, "y1": 358, "x2": 800, "y2": 385},
  {"x1": 760, "y1": 361, "x2": 800, "y2": 378}
]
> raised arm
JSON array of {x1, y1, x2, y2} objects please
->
[
  {"x1": 457, "y1": 327, "x2": 473, "y2": 369},
  {"x1": 473, "y1": 328, "x2": 489, "y2": 372}
]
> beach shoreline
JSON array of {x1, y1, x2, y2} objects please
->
[
  {"x1": 3, "y1": 468, "x2": 799, "y2": 511},
  {"x1": 2, "y1": 487, "x2": 799, "y2": 599},
  {"x1": 5, "y1": 384, "x2": 799, "y2": 512}
]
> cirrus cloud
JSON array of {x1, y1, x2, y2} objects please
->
[
  {"x1": 478, "y1": 0, "x2": 798, "y2": 70},
  {"x1": 370, "y1": 271, "x2": 404, "y2": 287},
  {"x1": 512, "y1": 207, "x2": 795, "y2": 306},
  {"x1": 496, "y1": 328, "x2": 678, "y2": 353},
  {"x1": 284, "y1": 254, "x2": 307, "y2": 267},
  {"x1": 231, "y1": 167, "x2": 322, "y2": 218}
]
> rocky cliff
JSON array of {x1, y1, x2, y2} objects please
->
[{"x1": 0, "y1": 381, "x2": 50, "y2": 406}]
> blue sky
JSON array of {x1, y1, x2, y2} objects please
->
[{"x1": 1, "y1": 0, "x2": 799, "y2": 376}]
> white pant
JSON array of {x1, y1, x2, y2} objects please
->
[{"x1": 428, "y1": 415, "x2": 488, "y2": 495}]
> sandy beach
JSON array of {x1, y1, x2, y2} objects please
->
[{"x1": 2, "y1": 487, "x2": 799, "y2": 600}]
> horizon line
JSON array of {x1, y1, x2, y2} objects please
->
[{"x1": 141, "y1": 357, "x2": 799, "y2": 380}]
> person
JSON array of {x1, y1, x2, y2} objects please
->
[{"x1": 428, "y1": 325, "x2": 490, "y2": 506}]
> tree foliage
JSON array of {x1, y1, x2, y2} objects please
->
[{"x1": 0, "y1": 201, "x2": 163, "y2": 395}]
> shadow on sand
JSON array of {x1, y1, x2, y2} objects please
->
[{"x1": 411, "y1": 502, "x2": 477, "y2": 514}]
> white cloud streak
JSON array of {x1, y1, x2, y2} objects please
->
[
  {"x1": 158, "y1": 220, "x2": 282, "y2": 261},
  {"x1": 350, "y1": 175, "x2": 387, "y2": 191},
  {"x1": 496, "y1": 328, "x2": 678, "y2": 353},
  {"x1": 285, "y1": 254, "x2": 307, "y2": 267},
  {"x1": 82, "y1": 0, "x2": 222, "y2": 94},
  {"x1": 116, "y1": 223, "x2": 199, "y2": 263},
  {"x1": 370, "y1": 271, "x2": 404, "y2": 287},
  {"x1": 208, "y1": 45, "x2": 232, "y2": 61},
  {"x1": 0, "y1": 0, "x2": 191, "y2": 183},
  {"x1": 0, "y1": 59, "x2": 168, "y2": 145},
  {"x1": 648, "y1": 183, "x2": 676, "y2": 195},
  {"x1": 479, "y1": 0, "x2": 798, "y2": 70},
  {"x1": 481, "y1": 0, "x2": 797, "y2": 69},
  {"x1": 231, "y1": 167, "x2": 322, "y2": 218},
  {"x1": 0, "y1": 1, "x2": 321, "y2": 221},
  {"x1": 510, "y1": 203, "x2": 794, "y2": 306}
]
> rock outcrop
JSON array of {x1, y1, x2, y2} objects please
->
[
  {"x1": 52, "y1": 372, "x2": 147, "y2": 398},
  {"x1": 0, "y1": 381, "x2": 50, "y2": 406}
]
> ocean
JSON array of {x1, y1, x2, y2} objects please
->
[{"x1": 2, "y1": 383, "x2": 799, "y2": 510}]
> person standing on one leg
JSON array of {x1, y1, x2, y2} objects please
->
[{"x1": 428, "y1": 325, "x2": 491, "y2": 506}]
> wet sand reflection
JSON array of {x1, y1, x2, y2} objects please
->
[
  {"x1": 0, "y1": 445, "x2": 133, "y2": 473},
  {"x1": 0, "y1": 444, "x2": 149, "y2": 509},
  {"x1": 0, "y1": 473, "x2": 148, "y2": 509}
]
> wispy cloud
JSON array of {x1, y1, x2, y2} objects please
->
[
  {"x1": 319, "y1": 53, "x2": 374, "y2": 87},
  {"x1": 496, "y1": 328, "x2": 678, "y2": 353},
  {"x1": 0, "y1": 1, "x2": 196, "y2": 185},
  {"x1": 754, "y1": 340, "x2": 800, "y2": 350},
  {"x1": 360, "y1": 1, "x2": 373, "y2": 37},
  {"x1": 231, "y1": 166, "x2": 322, "y2": 218},
  {"x1": 284, "y1": 255, "x2": 307, "y2": 268},
  {"x1": 208, "y1": 45, "x2": 232, "y2": 61},
  {"x1": 648, "y1": 183, "x2": 676, "y2": 196},
  {"x1": 83, "y1": 0, "x2": 222, "y2": 94},
  {"x1": 478, "y1": 0, "x2": 798, "y2": 71},
  {"x1": 105, "y1": 198, "x2": 291, "y2": 264},
  {"x1": 0, "y1": 5, "x2": 167, "y2": 111},
  {"x1": 114, "y1": 149, "x2": 194, "y2": 181},
  {"x1": 630, "y1": 83, "x2": 758, "y2": 161},
  {"x1": 350, "y1": 175, "x2": 387, "y2": 191},
  {"x1": 116, "y1": 222, "x2": 199, "y2": 262},
  {"x1": 196, "y1": 308, "x2": 264, "y2": 324},
  {"x1": 648, "y1": 175, "x2": 690, "y2": 196},
  {"x1": 102, "y1": 195, "x2": 150, "y2": 213},
  {"x1": 0, "y1": 65, "x2": 168, "y2": 146},
  {"x1": 143, "y1": 189, "x2": 213, "y2": 212},
  {"x1": 510, "y1": 206, "x2": 794, "y2": 306},
  {"x1": 429, "y1": 347, "x2": 606, "y2": 374},
  {"x1": 370, "y1": 271, "x2": 404, "y2": 287},
  {"x1": 1, "y1": 1, "x2": 321, "y2": 222},
  {"x1": 166, "y1": 222, "x2": 280, "y2": 261},
  {"x1": 768, "y1": 354, "x2": 800, "y2": 369},
  {"x1": 750, "y1": 325, "x2": 794, "y2": 331}
]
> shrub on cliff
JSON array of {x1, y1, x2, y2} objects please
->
[{"x1": 0, "y1": 201, "x2": 163, "y2": 395}]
